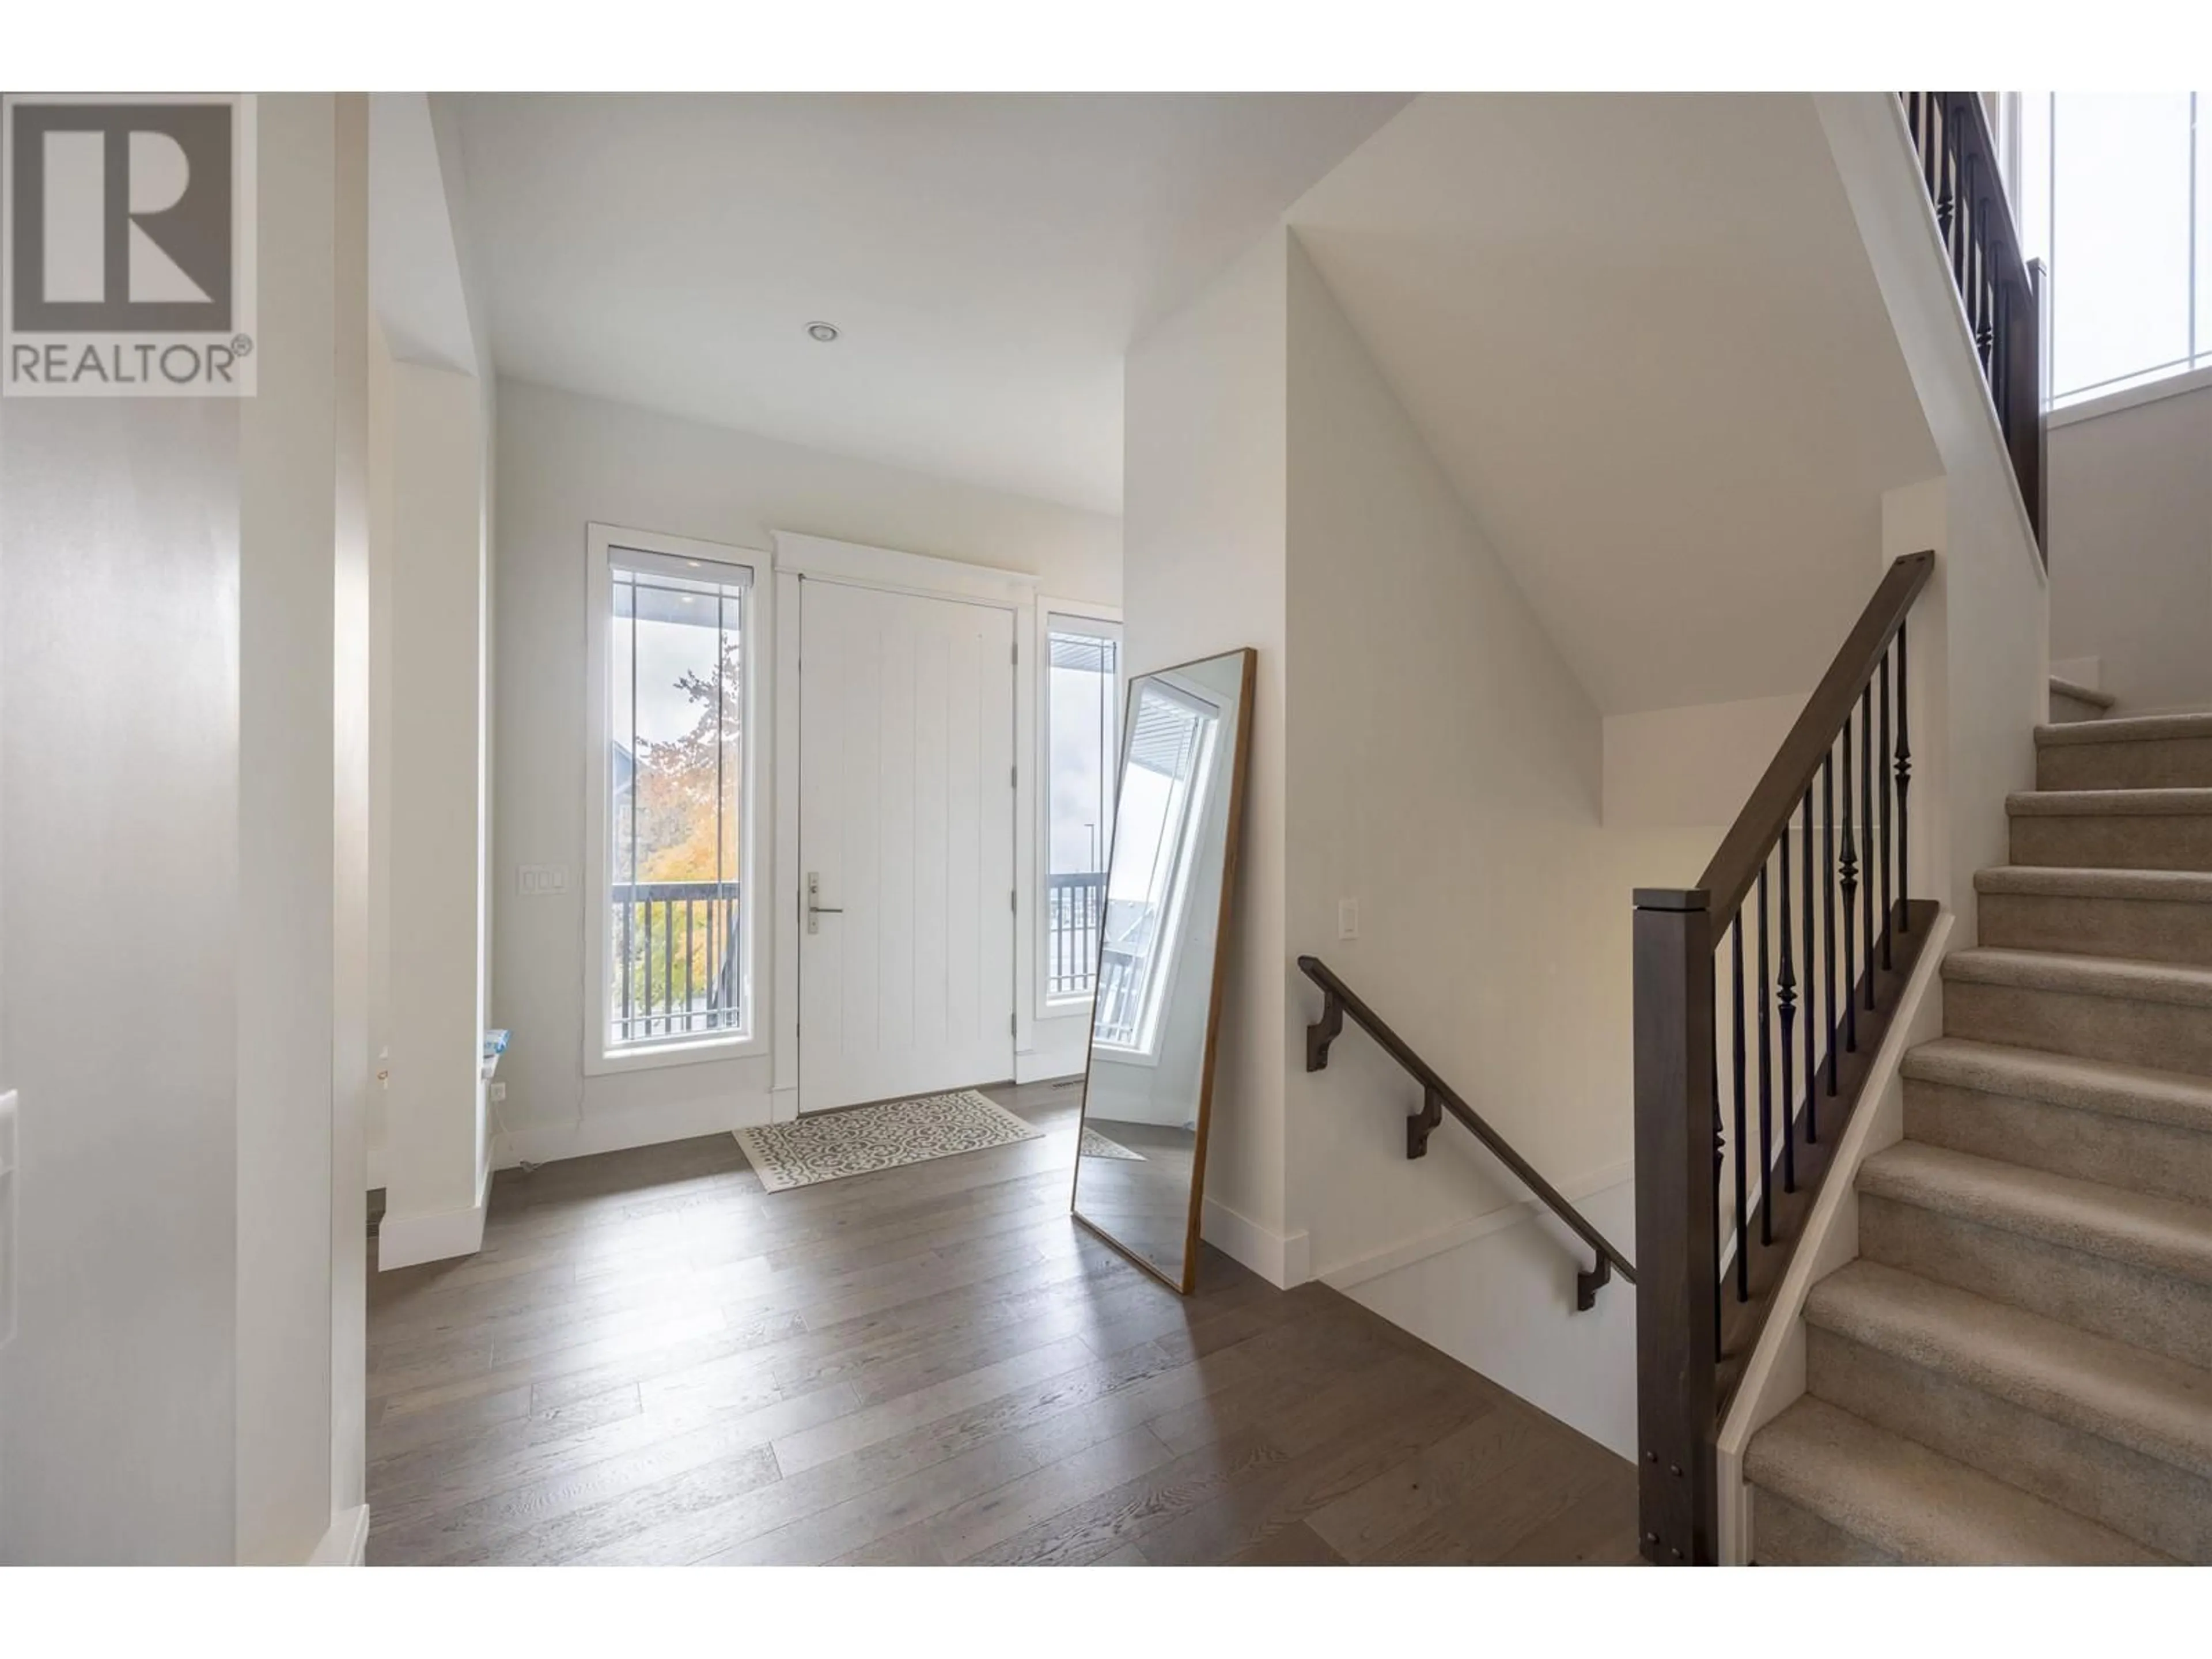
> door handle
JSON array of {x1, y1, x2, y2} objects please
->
[{"x1": 806, "y1": 872, "x2": 843, "y2": 934}]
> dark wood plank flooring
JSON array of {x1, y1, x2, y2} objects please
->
[{"x1": 364, "y1": 1081, "x2": 1636, "y2": 1565}]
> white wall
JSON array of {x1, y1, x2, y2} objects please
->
[
  {"x1": 0, "y1": 94, "x2": 366, "y2": 1563},
  {"x1": 365, "y1": 327, "x2": 395, "y2": 1184},
  {"x1": 380, "y1": 362, "x2": 493, "y2": 1263},
  {"x1": 2047, "y1": 378, "x2": 2212, "y2": 715},
  {"x1": 491, "y1": 379, "x2": 1120, "y2": 1165},
  {"x1": 1121, "y1": 229, "x2": 1293, "y2": 1275},
  {"x1": 1815, "y1": 94, "x2": 2050, "y2": 950},
  {"x1": 1603, "y1": 692, "x2": 1808, "y2": 831},
  {"x1": 1, "y1": 397, "x2": 243, "y2": 1566},
  {"x1": 1275, "y1": 236, "x2": 1716, "y2": 1453}
]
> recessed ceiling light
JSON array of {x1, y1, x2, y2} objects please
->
[{"x1": 806, "y1": 321, "x2": 840, "y2": 343}]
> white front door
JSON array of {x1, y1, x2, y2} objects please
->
[{"x1": 798, "y1": 578, "x2": 1016, "y2": 1112}]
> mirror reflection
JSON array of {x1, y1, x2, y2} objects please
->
[{"x1": 1071, "y1": 647, "x2": 1254, "y2": 1293}]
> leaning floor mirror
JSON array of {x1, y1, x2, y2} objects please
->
[{"x1": 1071, "y1": 647, "x2": 1256, "y2": 1294}]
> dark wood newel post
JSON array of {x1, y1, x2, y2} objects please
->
[{"x1": 1634, "y1": 887, "x2": 1720, "y2": 1566}]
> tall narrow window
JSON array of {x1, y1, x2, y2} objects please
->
[
  {"x1": 1094, "y1": 678, "x2": 1219, "y2": 1058},
  {"x1": 2015, "y1": 92, "x2": 2211, "y2": 405},
  {"x1": 602, "y1": 540, "x2": 752, "y2": 1053},
  {"x1": 1043, "y1": 614, "x2": 1120, "y2": 1006}
]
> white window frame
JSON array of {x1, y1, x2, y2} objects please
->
[
  {"x1": 1089, "y1": 672, "x2": 1223, "y2": 1066},
  {"x1": 1033, "y1": 600, "x2": 1124, "y2": 1022},
  {"x1": 584, "y1": 523, "x2": 770, "y2": 1074}
]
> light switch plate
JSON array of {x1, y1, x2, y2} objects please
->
[
  {"x1": 1338, "y1": 899, "x2": 1360, "y2": 941},
  {"x1": 518, "y1": 864, "x2": 569, "y2": 896}
]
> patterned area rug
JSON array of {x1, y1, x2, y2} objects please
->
[
  {"x1": 1078, "y1": 1127, "x2": 1145, "y2": 1162},
  {"x1": 734, "y1": 1089, "x2": 1041, "y2": 1192}
]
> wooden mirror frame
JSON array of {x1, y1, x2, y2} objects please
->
[{"x1": 1068, "y1": 646, "x2": 1257, "y2": 1294}]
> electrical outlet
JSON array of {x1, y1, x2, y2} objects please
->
[
  {"x1": 518, "y1": 864, "x2": 568, "y2": 896},
  {"x1": 488, "y1": 1082, "x2": 507, "y2": 1104},
  {"x1": 1338, "y1": 899, "x2": 1360, "y2": 941}
]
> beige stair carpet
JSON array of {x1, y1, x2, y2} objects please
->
[{"x1": 1747, "y1": 708, "x2": 2212, "y2": 1565}]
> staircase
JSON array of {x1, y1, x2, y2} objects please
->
[{"x1": 1745, "y1": 708, "x2": 2212, "y2": 1564}]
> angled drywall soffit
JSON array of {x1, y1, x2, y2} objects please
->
[
  {"x1": 1285, "y1": 92, "x2": 1939, "y2": 718},
  {"x1": 369, "y1": 93, "x2": 479, "y2": 376}
]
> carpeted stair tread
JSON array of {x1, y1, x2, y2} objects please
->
[
  {"x1": 2008, "y1": 787, "x2": 2212, "y2": 817},
  {"x1": 1747, "y1": 1397, "x2": 2172, "y2": 1565},
  {"x1": 2039, "y1": 711, "x2": 2212, "y2": 748},
  {"x1": 1904, "y1": 1039, "x2": 2212, "y2": 1136},
  {"x1": 1860, "y1": 1142, "x2": 2212, "y2": 1289},
  {"x1": 1942, "y1": 946, "x2": 2212, "y2": 1009},
  {"x1": 1806, "y1": 1262, "x2": 2212, "y2": 1481},
  {"x1": 1974, "y1": 865, "x2": 2212, "y2": 903}
]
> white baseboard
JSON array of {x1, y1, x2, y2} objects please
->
[
  {"x1": 2049, "y1": 654, "x2": 2101, "y2": 692},
  {"x1": 308, "y1": 1503, "x2": 370, "y2": 1566},
  {"x1": 1319, "y1": 1157, "x2": 1636, "y2": 1291},
  {"x1": 1200, "y1": 1196, "x2": 1310, "y2": 1288},
  {"x1": 1016, "y1": 1015, "x2": 1091, "y2": 1086},
  {"x1": 492, "y1": 1091, "x2": 772, "y2": 1170},
  {"x1": 376, "y1": 1165, "x2": 491, "y2": 1271}
]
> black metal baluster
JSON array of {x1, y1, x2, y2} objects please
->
[
  {"x1": 684, "y1": 898, "x2": 695, "y2": 1031},
  {"x1": 1711, "y1": 949, "x2": 1724, "y2": 1357},
  {"x1": 621, "y1": 892, "x2": 632, "y2": 1042},
  {"x1": 1732, "y1": 912, "x2": 1748, "y2": 1303},
  {"x1": 1896, "y1": 621, "x2": 1912, "y2": 931},
  {"x1": 1822, "y1": 753, "x2": 1838, "y2": 1103},
  {"x1": 1802, "y1": 785, "x2": 1817, "y2": 1138},
  {"x1": 1880, "y1": 648, "x2": 1893, "y2": 968},
  {"x1": 1861, "y1": 681, "x2": 1876, "y2": 1010},
  {"x1": 1779, "y1": 825, "x2": 1797, "y2": 1194},
  {"x1": 1840, "y1": 715, "x2": 1859, "y2": 1055},
  {"x1": 1757, "y1": 865, "x2": 1773, "y2": 1245},
  {"x1": 642, "y1": 897, "x2": 654, "y2": 1037}
]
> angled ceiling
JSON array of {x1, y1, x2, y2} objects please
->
[
  {"x1": 1291, "y1": 94, "x2": 1941, "y2": 715},
  {"x1": 445, "y1": 92, "x2": 1410, "y2": 513}
]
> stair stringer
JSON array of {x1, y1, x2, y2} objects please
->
[{"x1": 1713, "y1": 909, "x2": 1955, "y2": 1564}]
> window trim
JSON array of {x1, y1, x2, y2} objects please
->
[
  {"x1": 1032, "y1": 597, "x2": 1124, "y2": 1024},
  {"x1": 584, "y1": 523, "x2": 770, "y2": 1075},
  {"x1": 1089, "y1": 671, "x2": 1223, "y2": 1065}
]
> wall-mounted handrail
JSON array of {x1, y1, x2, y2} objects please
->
[{"x1": 1297, "y1": 955, "x2": 1635, "y2": 1311}]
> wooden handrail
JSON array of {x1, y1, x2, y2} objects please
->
[
  {"x1": 1297, "y1": 955, "x2": 1635, "y2": 1310},
  {"x1": 1633, "y1": 548, "x2": 1938, "y2": 1565},
  {"x1": 1696, "y1": 551, "x2": 1934, "y2": 923}
]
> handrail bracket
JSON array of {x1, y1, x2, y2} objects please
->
[
  {"x1": 1407, "y1": 1088, "x2": 1444, "y2": 1159},
  {"x1": 1306, "y1": 988, "x2": 1344, "y2": 1073},
  {"x1": 1577, "y1": 1255, "x2": 1612, "y2": 1313}
]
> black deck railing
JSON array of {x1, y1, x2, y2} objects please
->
[
  {"x1": 1298, "y1": 956, "x2": 1637, "y2": 1312},
  {"x1": 1631, "y1": 552, "x2": 1941, "y2": 1565},
  {"x1": 613, "y1": 880, "x2": 741, "y2": 1043},
  {"x1": 1900, "y1": 92, "x2": 2048, "y2": 555},
  {"x1": 1047, "y1": 871, "x2": 1108, "y2": 998}
]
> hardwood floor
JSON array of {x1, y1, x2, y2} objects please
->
[{"x1": 364, "y1": 1081, "x2": 1637, "y2": 1566}]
